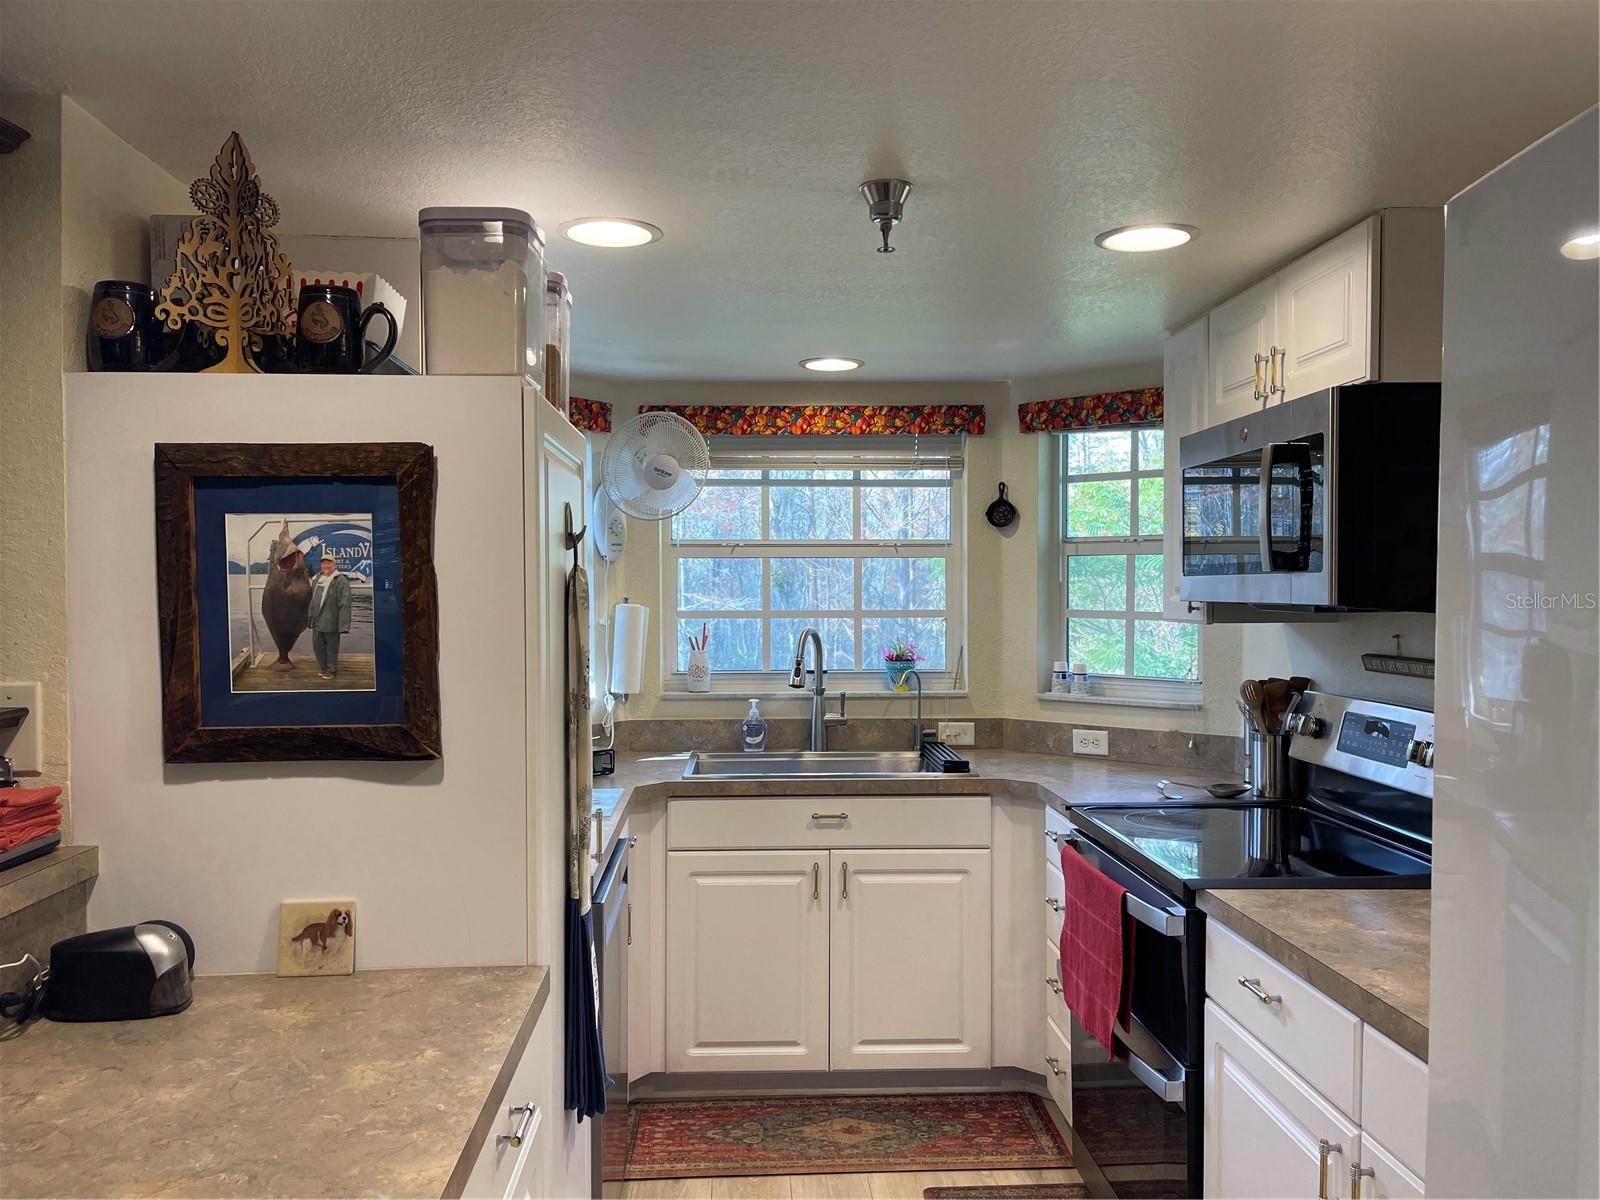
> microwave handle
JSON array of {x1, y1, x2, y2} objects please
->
[{"x1": 1258, "y1": 442, "x2": 1313, "y2": 571}]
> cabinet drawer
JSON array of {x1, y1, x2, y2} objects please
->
[
  {"x1": 1360, "y1": 1026, "x2": 1428, "y2": 1177},
  {"x1": 1205, "y1": 921, "x2": 1362, "y2": 1118},
  {"x1": 1044, "y1": 858, "x2": 1065, "y2": 944},
  {"x1": 1044, "y1": 936, "x2": 1068, "y2": 1034},
  {"x1": 1357, "y1": 1130, "x2": 1425, "y2": 1199},
  {"x1": 456, "y1": 1014, "x2": 547, "y2": 1199},
  {"x1": 1044, "y1": 1012, "x2": 1072, "y2": 1123},
  {"x1": 667, "y1": 794, "x2": 990, "y2": 850}
]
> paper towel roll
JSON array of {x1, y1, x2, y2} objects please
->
[{"x1": 610, "y1": 603, "x2": 649, "y2": 696}]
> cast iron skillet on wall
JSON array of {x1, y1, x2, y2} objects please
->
[{"x1": 985, "y1": 482, "x2": 1018, "y2": 529}]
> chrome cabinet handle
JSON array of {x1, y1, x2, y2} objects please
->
[
  {"x1": 1044, "y1": 1055, "x2": 1066, "y2": 1077},
  {"x1": 1045, "y1": 830, "x2": 1061, "y2": 844},
  {"x1": 812, "y1": 861, "x2": 820, "y2": 901},
  {"x1": 1350, "y1": 1163, "x2": 1375, "y2": 1198},
  {"x1": 1046, "y1": 976, "x2": 1062, "y2": 995},
  {"x1": 1044, "y1": 897, "x2": 1063, "y2": 912},
  {"x1": 1269, "y1": 345, "x2": 1286, "y2": 398},
  {"x1": 499, "y1": 1103, "x2": 539, "y2": 1148},
  {"x1": 1253, "y1": 352, "x2": 1270, "y2": 404},
  {"x1": 811, "y1": 811, "x2": 849, "y2": 822},
  {"x1": 1237, "y1": 976, "x2": 1282, "y2": 1005},
  {"x1": 1317, "y1": 1139, "x2": 1343, "y2": 1199},
  {"x1": 840, "y1": 860, "x2": 849, "y2": 900},
  {"x1": 626, "y1": 901, "x2": 632, "y2": 947}
]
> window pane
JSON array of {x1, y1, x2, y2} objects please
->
[
  {"x1": 1066, "y1": 429, "x2": 1132, "y2": 476},
  {"x1": 1133, "y1": 554, "x2": 1164, "y2": 613},
  {"x1": 770, "y1": 557, "x2": 854, "y2": 610},
  {"x1": 1133, "y1": 619, "x2": 1200, "y2": 680},
  {"x1": 860, "y1": 468, "x2": 950, "y2": 481},
  {"x1": 673, "y1": 486, "x2": 762, "y2": 540},
  {"x1": 1065, "y1": 479, "x2": 1131, "y2": 537},
  {"x1": 1068, "y1": 617, "x2": 1127, "y2": 675},
  {"x1": 1067, "y1": 554, "x2": 1127, "y2": 612},
  {"x1": 1138, "y1": 476, "x2": 1164, "y2": 535},
  {"x1": 706, "y1": 468, "x2": 763, "y2": 480},
  {"x1": 769, "y1": 617, "x2": 857, "y2": 670},
  {"x1": 677, "y1": 558, "x2": 762, "y2": 610},
  {"x1": 769, "y1": 468, "x2": 854, "y2": 480},
  {"x1": 862, "y1": 557, "x2": 946, "y2": 610},
  {"x1": 770, "y1": 485, "x2": 853, "y2": 540},
  {"x1": 1136, "y1": 428, "x2": 1164, "y2": 469},
  {"x1": 863, "y1": 616, "x2": 946, "y2": 670},
  {"x1": 676, "y1": 617, "x2": 762, "y2": 671},
  {"x1": 861, "y1": 486, "x2": 950, "y2": 540}
]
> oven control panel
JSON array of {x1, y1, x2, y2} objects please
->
[
  {"x1": 1289, "y1": 691, "x2": 1435, "y2": 798},
  {"x1": 1335, "y1": 712, "x2": 1417, "y2": 767}
]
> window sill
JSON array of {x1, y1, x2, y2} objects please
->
[{"x1": 1033, "y1": 691, "x2": 1204, "y2": 712}]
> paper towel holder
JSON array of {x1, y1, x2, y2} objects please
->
[{"x1": 608, "y1": 596, "x2": 648, "y2": 704}]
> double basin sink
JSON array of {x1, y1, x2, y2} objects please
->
[{"x1": 683, "y1": 749, "x2": 940, "y2": 781}]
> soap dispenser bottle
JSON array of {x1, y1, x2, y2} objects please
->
[{"x1": 741, "y1": 699, "x2": 768, "y2": 752}]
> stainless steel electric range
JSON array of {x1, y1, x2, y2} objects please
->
[{"x1": 1058, "y1": 692, "x2": 1435, "y2": 1200}]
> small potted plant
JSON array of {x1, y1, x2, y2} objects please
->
[{"x1": 881, "y1": 640, "x2": 925, "y2": 692}]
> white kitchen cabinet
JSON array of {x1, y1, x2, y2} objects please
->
[
  {"x1": 1160, "y1": 314, "x2": 1208, "y2": 619},
  {"x1": 1204, "y1": 1000, "x2": 1358, "y2": 1200},
  {"x1": 665, "y1": 850, "x2": 829, "y2": 1072},
  {"x1": 830, "y1": 849, "x2": 991, "y2": 1070},
  {"x1": 1352, "y1": 1131, "x2": 1425, "y2": 1200},
  {"x1": 1206, "y1": 274, "x2": 1279, "y2": 426},
  {"x1": 1277, "y1": 217, "x2": 1377, "y2": 399}
]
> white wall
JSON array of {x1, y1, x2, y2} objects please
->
[{"x1": 66, "y1": 375, "x2": 531, "y2": 975}]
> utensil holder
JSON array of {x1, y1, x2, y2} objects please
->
[
  {"x1": 686, "y1": 649, "x2": 710, "y2": 693},
  {"x1": 1252, "y1": 733, "x2": 1293, "y2": 799}
]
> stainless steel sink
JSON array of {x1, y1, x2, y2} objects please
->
[{"x1": 682, "y1": 749, "x2": 936, "y2": 780}]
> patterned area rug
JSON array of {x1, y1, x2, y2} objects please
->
[
  {"x1": 924, "y1": 1187, "x2": 1089, "y2": 1200},
  {"x1": 621, "y1": 1093, "x2": 1073, "y2": 1179}
]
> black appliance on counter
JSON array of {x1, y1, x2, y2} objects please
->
[
  {"x1": 1058, "y1": 692, "x2": 1434, "y2": 1199},
  {"x1": 42, "y1": 921, "x2": 196, "y2": 1022}
]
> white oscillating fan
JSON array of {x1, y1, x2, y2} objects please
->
[{"x1": 600, "y1": 411, "x2": 711, "y2": 520}]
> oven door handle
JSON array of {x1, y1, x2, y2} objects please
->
[
  {"x1": 1061, "y1": 833, "x2": 1186, "y2": 937},
  {"x1": 1122, "y1": 1040, "x2": 1188, "y2": 1103}
]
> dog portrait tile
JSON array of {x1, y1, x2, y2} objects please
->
[{"x1": 277, "y1": 900, "x2": 356, "y2": 977}]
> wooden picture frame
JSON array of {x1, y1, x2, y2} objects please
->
[{"x1": 154, "y1": 442, "x2": 441, "y2": 762}]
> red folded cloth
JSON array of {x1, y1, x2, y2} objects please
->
[
  {"x1": 1059, "y1": 843, "x2": 1134, "y2": 1059},
  {"x1": 0, "y1": 817, "x2": 60, "y2": 851},
  {"x1": 0, "y1": 786, "x2": 60, "y2": 809},
  {"x1": 0, "y1": 800, "x2": 59, "y2": 825}
]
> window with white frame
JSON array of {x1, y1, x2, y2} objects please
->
[
  {"x1": 1060, "y1": 427, "x2": 1199, "y2": 684},
  {"x1": 664, "y1": 436, "x2": 964, "y2": 685}
]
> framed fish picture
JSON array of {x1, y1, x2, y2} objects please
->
[{"x1": 153, "y1": 442, "x2": 440, "y2": 762}]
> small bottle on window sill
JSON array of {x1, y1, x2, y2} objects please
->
[
  {"x1": 1051, "y1": 662, "x2": 1072, "y2": 694},
  {"x1": 1071, "y1": 663, "x2": 1091, "y2": 695}
]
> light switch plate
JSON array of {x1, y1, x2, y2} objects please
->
[
  {"x1": 0, "y1": 682, "x2": 42, "y2": 775},
  {"x1": 936, "y1": 721, "x2": 975, "y2": 746},
  {"x1": 1072, "y1": 728, "x2": 1109, "y2": 756}
]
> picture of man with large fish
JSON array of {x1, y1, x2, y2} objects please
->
[{"x1": 225, "y1": 514, "x2": 377, "y2": 692}]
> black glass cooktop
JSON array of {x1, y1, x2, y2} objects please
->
[{"x1": 1069, "y1": 801, "x2": 1432, "y2": 899}]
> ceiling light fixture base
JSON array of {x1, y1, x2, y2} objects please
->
[{"x1": 858, "y1": 179, "x2": 913, "y2": 254}]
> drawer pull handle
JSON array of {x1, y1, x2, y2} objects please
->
[
  {"x1": 1237, "y1": 976, "x2": 1281, "y2": 1005},
  {"x1": 499, "y1": 1103, "x2": 539, "y2": 1148},
  {"x1": 1046, "y1": 830, "x2": 1061, "y2": 843},
  {"x1": 1045, "y1": 897, "x2": 1063, "y2": 913},
  {"x1": 1317, "y1": 1139, "x2": 1343, "y2": 1199},
  {"x1": 812, "y1": 861, "x2": 820, "y2": 901},
  {"x1": 1350, "y1": 1163, "x2": 1375, "y2": 1199},
  {"x1": 1046, "y1": 976, "x2": 1062, "y2": 995},
  {"x1": 811, "y1": 811, "x2": 849, "y2": 822},
  {"x1": 1044, "y1": 1055, "x2": 1066, "y2": 1077},
  {"x1": 841, "y1": 860, "x2": 849, "y2": 900}
]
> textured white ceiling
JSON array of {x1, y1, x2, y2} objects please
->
[{"x1": 3, "y1": 0, "x2": 1595, "y2": 381}]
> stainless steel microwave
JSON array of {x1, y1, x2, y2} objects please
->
[{"x1": 1177, "y1": 384, "x2": 1441, "y2": 610}]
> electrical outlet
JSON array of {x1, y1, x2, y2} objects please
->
[
  {"x1": 936, "y1": 721, "x2": 975, "y2": 747},
  {"x1": 1072, "y1": 728, "x2": 1109, "y2": 756}
]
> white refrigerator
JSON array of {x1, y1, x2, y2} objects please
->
[{"x1": 1428, "y1": 107, "x2": 1598, "y2": 1198}]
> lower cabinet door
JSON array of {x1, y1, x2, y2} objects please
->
[
  {"x1": 1355, "y1": 1132, "x2": 1425, "y2": 1200},
  {"x1": 666, "y1": 850, "x2": 830, "y2": 1072},
  {"x1": 1203, "y1": 999, "x2": 1358, "y2": 1199},
  {"x1": 830, "y1": 848, "x2": 992, "y2": 1070}
]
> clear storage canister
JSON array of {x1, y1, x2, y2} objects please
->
[
  {"x1": 544, "y1": 271, "x2": 572, "y2": 416},
  {"x1": 418, "y1": 207, "x2": 545, "y2": 380}
]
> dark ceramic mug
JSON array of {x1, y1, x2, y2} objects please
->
[
  {"x1": 85, "y1": 280, "x2": 174, "y2": 371},
  {"x1": 294, "y1": 285, "x2": 398, "y2": 374}
]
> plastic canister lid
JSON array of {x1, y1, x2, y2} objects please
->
[
  {"x1": 1052, "y1": 662, "x2": 1070, "y2": 672},
  {"x1": 418, "y1": 206, "x2": 537, "y2": 236},
  {"x1": 547, "y1": 270, "x2": 567, "y2": 294}
]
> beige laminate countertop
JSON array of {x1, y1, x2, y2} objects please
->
[
  {"x1": 1199, "y1": 888, "x2": 1430, "y2": 1060},
  {"x1": 0, "y1": 965, "x2": 549, "y2": 1199}
]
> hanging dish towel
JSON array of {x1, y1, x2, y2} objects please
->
[
  {"x1": 564, "y1": 557, "x2": 609, "y2": 1120},
  {"x1": 1059, "y1": 843, "x2": 1134, "y2": 1059}
]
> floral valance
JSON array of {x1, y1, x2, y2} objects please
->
[
  {"x1": 637, "y1": 404, "x2": 987, "y2": 437},
  {"x1": 1017, "y1": 387, "x2": 1162, "y2": 433},
  {"x1": 569, "y1": 397, "x2": 612, "y2": 433}
]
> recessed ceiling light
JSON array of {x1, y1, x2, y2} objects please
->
[
  {"x1": 1094, "y1": 223, "x2": 1198, "y2": 253},
  {"x1": 559, "y1": 218, "x2": 663, "y2": 248},
  {"x1": 1560, "y1": 230, "x2": 1600, "y2": 260},
  {"x1": 800, "y1": 357, "x2": 863, "y2": 372}
]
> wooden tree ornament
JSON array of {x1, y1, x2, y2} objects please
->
[{"x1": 157, "y1": 132, "x2": 293, "y2": 373}]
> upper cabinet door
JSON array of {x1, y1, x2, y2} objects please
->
[
  {"x1": 830, "y1": 849, "x2": 991, "y2": 1071},
  {"x1": 1207, "y1": 275, "x2": 1279, "y2": 427},
  {"x1": 1161, "y1": 316, "x2": 1208, "y2": 621},
  {"x1": 1277, "y1": 217, "x2": 1377, "y2": 400},
  {"x1": 666, "y1": 849, "x2": 830, "y2": 1072}
]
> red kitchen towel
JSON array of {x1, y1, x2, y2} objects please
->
[
  {"x1": 1059, "y1": 843, "x2": 1134, "y2": 1059},
  {"x1": 0, "y1": 800, "x2": 59, "y2": 825},
  {"x1": 0, "y1": 786, "x2": 60, "y2": 809}
]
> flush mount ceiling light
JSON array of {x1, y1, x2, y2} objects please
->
[
  {"x1": 1559, "y1": 230, "x2": 1600, "y2": 260},
  {"x1": 558, "y1": 217, "x2": 663, "y2": 248},
  {"x1": 800, "y1": 356, "x2": 864, "y2": 372},
  {"x1": 1094, "y1": 223, "x2": 1198, "y2": 253},
  {"x1": 859, "y1": 179, "x2": 913, "y2": 253}
]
